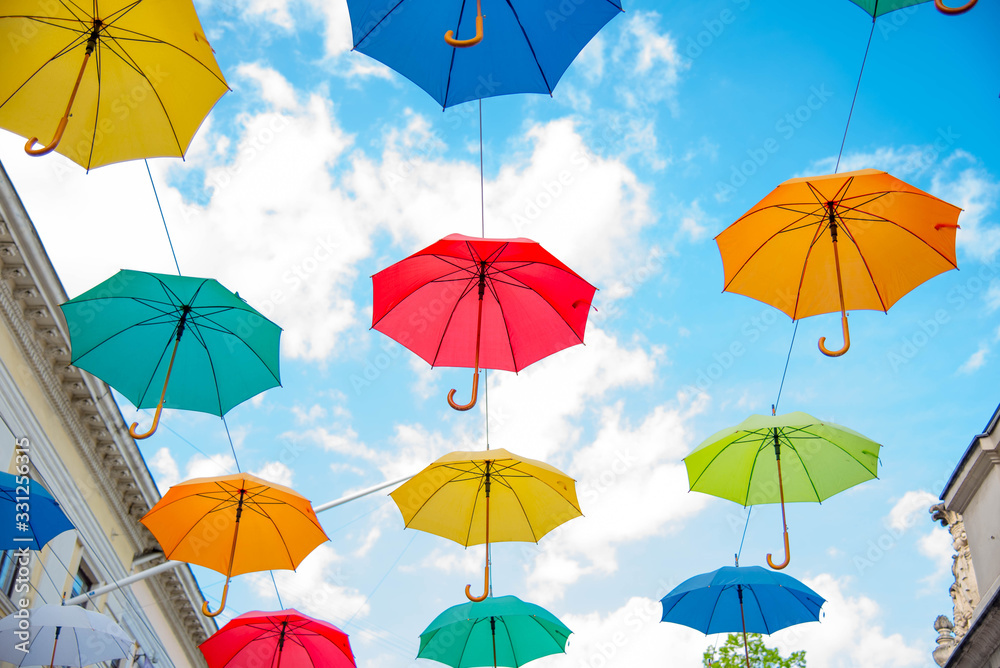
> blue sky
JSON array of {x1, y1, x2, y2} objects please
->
[{"x1": 2, "y1": 0, "x2": 999, "y2": 666}]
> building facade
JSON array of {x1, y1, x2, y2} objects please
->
[
  {"x1": 0, "y1": 161, "x2": 215, "y2": 667},
  {"x1": 932, "y1": 403, "x2": 1000, "y2": 667}
]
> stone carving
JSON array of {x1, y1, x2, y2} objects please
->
[
  {"x1": 933, "y1": 615, "x2": 955, "y2": 667},
  {"x1": 931, "y1": 503, "x2": 981, "y2": 650}
]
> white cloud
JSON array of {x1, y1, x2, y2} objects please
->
[
  {"x1": 149, "y1": 447, "x2": 180, "y2": 490},
  {"x1": 886, "y1": 490, "x2": 938, "y2": 533},
  {"x1": 532, "y1": 597, "x2": 707, "y2": 668},
  {"x1": 253, "y1": 460, "x2": 294, "y2": 487},
  {"x1": 247, "y1": 543, "x2": 370, "y2": 619},
  {"x1": 282, "y1": 426, "x2": 377, "y2": 461},
  {"x1": 520, "y1": 395, "x2": 709, "y2": 602},
  {"x1": 186, "y1": 453, "x2": 238, "y2": 479},
  {"x1": 771, "y1": 574, "x2": 925, "y2": 668},
  {"x1": 957, "y1": 344, "x2": 989, "y2": 374},
  {"x1": 611, "y1": 11, "x2": 687, "y2": 112},
  {"x1": 918, "y1": 527, "x2": 954, "y2": 592},
  {"x1": 986, "y1": 280, "x2": 1000, "y2": 312},
  {"x1": 236, "y1": 62, "x2": 299, "y2": 110},
  {"x1": 292, "y1": 403, "x2": 327, "y2": 425}
]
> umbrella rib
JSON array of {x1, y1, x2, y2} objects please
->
[
  {"x1": 97, "y1": 35, "x2": 186, "y2": 156},
  {"x1": 498, "y1": 615, "x2": 521, "y2": 666},
  {"x1": 399, "y1": 462, "x2": 489, "y2": 534},
  {"x1": 101, "y1": 23, "x2": 229, "y2": 86},
  {"x1": 371, "y1": 262, "x2": 476, "y2": 331},
  {"x1": 503, "y1": 0, "x2": 554, "y2": 94},
  {"x1": 720, "y1": 206, "x2": 826, "y2": 299},
  {"x1": 441, "y1": 0, "x2": 469, "y2": 106},
  {"x1": 353, "y1": 0, "x2": 409, "y2": 48},
  {"x1": 797, "y1": 426, "x2": 879, "y2": 478},
  {"x1": 743, "y1": 585, "x2": 771, "y2": 635},
  {"x1": 429, "y1": 277, "x2": 479, "y2": 368},
  {"x1": 493, "y1": 470, "x2": 541, "y2": 542},
  {"x1": 484, "y1": 267, "x2": 521, "y2": 371},
  {"x1": 0, "y1": 26, "x2": 91, "y2": 110}
]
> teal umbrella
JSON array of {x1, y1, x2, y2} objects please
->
[
  {"x1": 60, "y1": 270, "x2": 281, "y2": 438},
  {"x1": 418, "y1": 595, "x2": 571, "y2": 668}
]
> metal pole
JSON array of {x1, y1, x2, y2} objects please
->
[
  {"x1": 64, "y1": 475, "x2": 414, "y2": 604},
  {"x1": 313, "y1": 474, "x2": 412, "y2": 513},
  {"x1": 64, "y1": 560, "x2": 186, "y2": 606}
]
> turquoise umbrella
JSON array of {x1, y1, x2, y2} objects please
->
[
  {"x1": 418, "y1": 595, "x2": 571, "y2": 668},
  {"x1": 60, "y1": 270, "x2": 281, "y2": 438}
]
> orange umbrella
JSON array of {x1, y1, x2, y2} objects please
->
[
  {"x1": 716, "y1": 168, "x2": 960, "y2": 356},
  {"x1": 141, "y1": 473, "x2": 328, "y2": 617}
]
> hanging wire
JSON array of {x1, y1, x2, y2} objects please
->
[
  {"x1": 835, "y1": 19, "x2": 877, "y2": 174},
  {"x1": 144, "y1": 160, "x2": 181, "y2": 275},
  {"x1": 479, "y1": 99, "x2": 485, "y2": 239},
  {"x1": 736, "y1": 506, "x2": 753, "y2": 564},
  {"x1": 26, "y1": 464, "x2": 173, "y2": 662},
  {"x1": 773, "y1": 321, "x2": 799, "y2": 414},
  {"x1": 222, "y1": 415, "x2": 242, "y2": 473},
  {"x1": 269, "y1": 571, "x2": 284, "y2": 609},
  {"x1": 344, "y1": 533, "x2": 416, "y2": 626}
]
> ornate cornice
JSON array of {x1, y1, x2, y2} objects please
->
[{"x1": 0, "y1": 162, "x2": 215, "y2": 661}]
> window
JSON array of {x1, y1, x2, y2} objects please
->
[
  {"x1": 0, "y1": 549, "x2": 18, "y2": 599},
  {"x1": 70, "y1": 560, "x2": 96, "y2": 608}
]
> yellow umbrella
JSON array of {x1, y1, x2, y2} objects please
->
[
  {"x1": 0, "y1": 1, "x2": 228, "y2": 170},
  {"x1": 140, "y1": 473, "x2": 328, "y2": 617},
  {"x1": 716, "y1": 169, "x2": 960, "y2": 356},
  {"x1": 390, "y1": 448, "x2": 582, "y2": 601}
]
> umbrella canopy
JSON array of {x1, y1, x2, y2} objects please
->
[
  {"x1": 419, "y1": 595, "x2": 571, "y2": 668},
  {"x1": 372, "y1": 233, "x2": 596, "y2": 409},
  {"x1": 715, "y1": 168, "x2": 960, "y2": 355},
  {"x1": 199, "y1": 609, "x2": 355, "y2": 668},
  {"x1": 0, "y1": 0, "x2": 228, "y2": 169},
  {"x1": 846, "y1": 0, "x2": 930, "y2": 16},
  {"x1": 684, "y1": 412, "x2": 881, "y2": 569},
  {"x1": 0, "y1": 604, "x2": 132, "y2": 667},
  {"x1": 391, "y1": 448, "x2": 581, "y2": 546},
  {"x1": 141, "y1": 473, "x2": 329, "y2": 616},
  {"x1": 0, "y1": 472, "x2": 74, "y2": 550},
  {"x1": 60, "y1": 270, "x2": 282, "y2": 438},
  {"x1": 346, "y1": 0, "x2": 623, "y2": 108},
  {"x1": 391, "y1": 448, "x2": 581, "y2": 601},
  {"x1": 660, "y1": 565, "x2": 824, "y2": 668}
]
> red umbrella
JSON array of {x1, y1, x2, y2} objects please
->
[
  {"x1": 372, "y1": 233, "x2": 597, "y2": 410},
  {"x1": 199, "y1": 609, "x2": 354, "y2": 668}
]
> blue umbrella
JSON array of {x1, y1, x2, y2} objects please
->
[
  {"x1": 0, "y1": 472, "x2": 74, "y2": 550},
  {"x1": 660, "y1": 566, "x2": 824, "y2": 668},
  {"x1": 346, "y1": 0, "x2": 624, "y2": 108}
]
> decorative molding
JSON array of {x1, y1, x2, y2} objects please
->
[{"x1": 0, "y1": 162, "x2": 215, "y2": 663}]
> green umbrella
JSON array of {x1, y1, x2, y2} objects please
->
[
  {"x1": 684, "y1": 412, "x2": 880, "y2": 570},
  {"x1": 418, "y1": 595, "x2": 571, "y2": 668},
  {"x1": 60, "y1": 270, "x2": 281, "y2": 438}
]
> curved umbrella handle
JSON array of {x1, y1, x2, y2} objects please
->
[
  {"x1": 129, "y1": 401, "x2": 164, "y2": 440},
  {"x1": 766, "y1": 530, "x2": 791, "y2": 570},
  {"x1": 202, "y1": 577, "x2": 231, "y2": 617},
  {"x1": 445, "y1": 14, "x2": 483, "y2": 47},
  {"x1": 818, "y1": 312, "x2": 851, "y2": 357},
  {"x1": 25, "y1": 118, "x2": 70, "y2": 156},
  {"x1": 935, "y1": 0, "x2": 976, "y2": 13},
  {"x1": 128, "y1": 334, "x2": 182, "y2": 439},
  {"x1": 465, "y1": 561, "x2": 489, "y2": 602},
  {"x1": 448, "y1": 370, "x2": 479, "y2": 411}
]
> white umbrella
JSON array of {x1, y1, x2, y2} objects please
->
[{"x1": 0, "y1": 604, "x2": 132, "y2": 667}]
